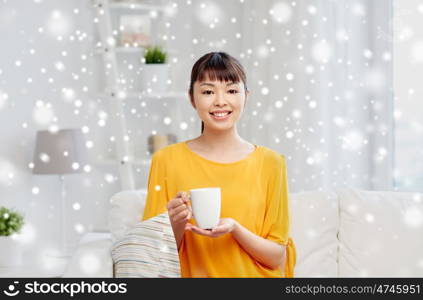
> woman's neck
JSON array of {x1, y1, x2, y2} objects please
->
[{"x1": 196, "y1": 127, "x2": 247, "y2": 152}]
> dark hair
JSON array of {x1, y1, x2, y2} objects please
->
[{"x1": 188, "y1": 52, "x2": 248, "y2": 133}]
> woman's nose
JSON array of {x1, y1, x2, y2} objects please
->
[{"x1": 214, "y1": 92, "x2": 227, "y2": 106}]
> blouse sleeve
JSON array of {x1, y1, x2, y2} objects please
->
[
  {"x1": 262, "y1": 154, "x2": 297, "y2": 277},
  {"x1": 142, "y1": 151, "x2": 169, "y2": 221}
]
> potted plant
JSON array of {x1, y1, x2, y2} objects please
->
[
  {"x1": 0, "y1": 206, "x2": 25, "y2": 267},
  {"x1": 140, "y1": 46, "x2": 169, "y2": 94}
]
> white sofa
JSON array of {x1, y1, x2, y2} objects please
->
[{"x1": 63, "y1": 188, "x2": 423, "y2": 277}]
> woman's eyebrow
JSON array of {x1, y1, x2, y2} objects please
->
[
  {"x1": 199, "y1": 82, "x2": 215, "y2": 87},
  {"x1": 199, "y1": 82, "x2": 238, "y2": 87}
]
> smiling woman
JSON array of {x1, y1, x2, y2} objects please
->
[
  {"x1": 142, "y1": 52, "x2": 296, "y2": 278},
  {"x1": 188, "y1": 52, "x2": 248, "y2": 134}
]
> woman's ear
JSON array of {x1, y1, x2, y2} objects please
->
[
  {"x1": 242, "y1": 89, "x2": 249, "y2": 112},
  {"x1": 245, "y1": 89, "x2": 250, "y2": 101},
  {"x1": 189, "y1": 93, "x2": 196, "y2": 109}
]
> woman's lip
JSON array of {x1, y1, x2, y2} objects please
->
[{"x1": 210, "y1": 111, "x2": 232, "y2": 121}]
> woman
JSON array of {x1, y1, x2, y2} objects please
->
[{"x1": 142, "y1": 52, "x2": 296, "y2": 278}]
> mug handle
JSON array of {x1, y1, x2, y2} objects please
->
[{"x1": 187, "y1": 192, "x2": 194, "y2": 218}]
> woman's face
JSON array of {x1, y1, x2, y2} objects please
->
[{"x1": 191, "y1": 77, "x2": 248, "y2": 132}]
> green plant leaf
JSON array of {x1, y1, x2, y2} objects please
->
[
  {"x1": 144, "y1": 46, "x2": 167, "y2": 64},
  {"x1": 0, "y1": 206, "x2": 24, "y2": 236}
]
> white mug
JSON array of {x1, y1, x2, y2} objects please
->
[{"x1": 189, "y1": 187, "x2": 221, "y2": 229}]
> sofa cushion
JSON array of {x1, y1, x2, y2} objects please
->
[
  {"x1": 111, "y1": 213, "x2": 180, "y2": 278},
  {"x1": 338, "y1": 188, "x2": 423, "y2": 277},
  {"x1": 108, "y1": 189, "x2": 147, "y2": 242},
  {"x1": 290, "y1": 191, "x2": 339, "y2": 277}
]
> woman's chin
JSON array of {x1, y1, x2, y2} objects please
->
[{"x1": 205, "y1": 123, "x2": 234, "y2": 132}]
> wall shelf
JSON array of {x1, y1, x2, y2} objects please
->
[
  {"x1": 95, "y1": 158, "x2": 151, "y2": 166},
  {"x1": 94, "y1": 46, "x2": 145, "y2": 54},
  {"x1": 93, "y1": 0, "x2": 175, "y2": 190},
  {"x1": 94, "y1": 91, "x2": 187, "y2": 100},
  {"x1": 109, "y1": 1, "x2": 165, "y2": 12}
]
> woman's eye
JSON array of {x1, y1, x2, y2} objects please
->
[
  {"x1": 228, "y1": 89, "x2": 238, "y2": 94},
  {"x1": 202, "y1": 90, "x2": 213, "y2": 95}
]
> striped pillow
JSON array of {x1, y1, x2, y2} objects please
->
[{"x1": 111, "y1": 213, "x2": 181, "y2": 278}]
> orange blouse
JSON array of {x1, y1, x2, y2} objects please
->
[{"x1": 142, "y1": 141, "x2": 296, "y2": 277}]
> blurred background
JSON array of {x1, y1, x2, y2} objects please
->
[{"x1": 0, "y1": 0, "x2": 422, "y2": 272}]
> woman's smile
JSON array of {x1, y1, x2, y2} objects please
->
[{"x1": 209, "y1": 110, "x2": 233, "y2": 121}]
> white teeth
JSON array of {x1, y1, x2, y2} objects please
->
[{"x1": 212, "y1": 112, "x2": 229, "y2": 117}]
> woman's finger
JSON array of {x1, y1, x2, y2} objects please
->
[
  {"x1": 168, "y1": 203, "x2": 187, "y2": 217},
  {"x1": 167, "y1": 197, "x2": 184, "y2": 210},
  {"x1": 211, "y1": 225, "x2": 227, "y2": 234},
  {"x1": 185, "y1": 209, "x2": 192, "y2": 220},
  {"x1": 172, "y1": 209, "x2": 190, "y2": 224},
  {"x1": 182, "y1": 192, "x2": 190, "y2": 204},
  {"x1": 190, "y1": 226, "x2": 215, "y2": 237}
]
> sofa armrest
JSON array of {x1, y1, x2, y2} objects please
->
[{"x1": 62, "y1": 232, "x2": 113, "y2": 278}]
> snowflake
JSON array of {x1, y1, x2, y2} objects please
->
[
  {"x1": 403, "y1": 207, "x2": 423, "y2": 228},
  {"x1": 365, "y1": 213, "x2": 375, "y2": 223},
  {"x1": 286, "y1": 131, "x2": 294, "y2": 139},
  {"x1": 46, "y1": 10, "x2": 72, "y2": 36},
  {"x1": 73, "y1": 203, "x2": 81, "y2": 211},
  {"x1": 308, "y1": 101, "x2": 317, "y2": 109},
  {"x1": 351, "y1": 3, "x2": 366, "y2": 17},
  {"x1": 74, "y1": 223, "x2": 85, "y2": 233},
  {"x1": 411, "y1": 41, "x2": 423, "y2": 63},
  {"x1": 306, "y1": 157, "x2": 314, "y2": 165},
  {"x1": 32, "y1": 186, "x2": 40, "y2": 194},
  {"x1": 275, "y1": 101, "x2": 283, "y2": 108},
  {"x1": 305, "y1": 65, "x2": 314, "y2": 74},
  {"x1": 363, "y1": 49, "x2": 373, "y2": 59},
  {"x1": 164, "y1": 2, "x2": 178, "y2": 18},
  {"x1": 13, "y1": 223, "x2": 36, "y2": 244},
  {"x1": 269, "y1": 2, "x2": 293, "y2": 24},
  {"x1": 334, "y1": 117, "x2": 346, "y2": 127},
  {"x1": 0, "y1": 90, "x2": 8, "y2": 110},
  {"x1": 180, "y1": 122, "x2": 188, "y2": 130},
  {"x1": 104, "y1": 174, "x2": 115, "y2": 183},
  {"x1": 305, "y1": 228, "x2": 317, "y2": 239},
  {"x1": 163, "y1": 117, "x2": 172, "y2": 125},
  {"x1": 311, "y1": 40, "x2": 332, "y2": 64},
  {"x1": 256, "y1": 45, "x2": 269, "y2": 58},
  {"x1": 79, "y1": 253, "x2": 101, "y2": 274},
  {"x1": 54, "y1": 61, "x2": 65, "y2": 71},
  {"x1": 292, "y1": 109, "x2": 301, "y2": 119},
  {"x1": 33, "y1": 103, "x2": 54, "y2": 125},
  {"x1": 261, "y1": 87, "x2": 269, "y2": 95},
  {"x1": 307, "y1": 5, "x2": 317, "y2": 15},
  {"x1": 195, "y1": 1, "x2": 223, "y2": 26},
  {"x1": 342, "y1": 130, "x2": 366, "y2": 151}
]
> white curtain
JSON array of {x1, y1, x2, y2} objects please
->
[
  {"x1": 133, "y1": 0, "x2": 394, "y2": 193},
  {"x1": 237, "y1": 0, "x2": 394, "y2": 192}
]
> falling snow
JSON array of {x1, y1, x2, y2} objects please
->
[{"x1": 0, "y1": 0, "x2": 422, "y2": 274}]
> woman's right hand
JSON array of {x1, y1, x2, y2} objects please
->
[{"x1": 167, "y1": 191, "x2": 192, "y2": 225}]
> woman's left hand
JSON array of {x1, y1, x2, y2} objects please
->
[{"x1": 185, "y1": 218, "x2": 238, "y2": 238}]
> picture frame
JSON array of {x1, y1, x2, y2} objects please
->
[{"x1": 119, "y1": 14, "x2": 151, "y2": 48}]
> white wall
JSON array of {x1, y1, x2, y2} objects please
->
[
  {"x1": 0, "y1": 0, "x2": 121, "y2": 265},
  {"x1": 0, "y1": 0, "x2": 397, "y2": 266},
  {"x1": 0, "y1": 0, "x2": 247, "y2": 265},
  {"x1": 393, "y1": 0, "x2": 423, "y2": 192}
]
